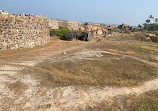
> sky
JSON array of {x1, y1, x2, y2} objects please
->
[{"x1": 0, "y1": 0, "x2": 158, "y2": 26}]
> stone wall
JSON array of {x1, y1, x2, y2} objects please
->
[
  {"x1": 49, "y1": 19, "x2": 85, "y2": 30},
  {"x1": 0, "y1": 11, "x2": 50, "y2": 50},
  {"x1": 58, "y1": 19, "x2": 85, "y2": 30},
  {"x1": 49, "y1": 19, "x2": 59, "y2": 29}
]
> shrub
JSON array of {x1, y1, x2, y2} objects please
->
[
  {"x1": 64, "y1": 31, "x2": 89, "y2": 41},
  {"x1": 50, "y1": 26, "x2": 68, "y2": 37},
  {"x1": 139, "y1": 28, "x2": 145, "y2": 32},
  {"x1": 119, "y1": 29, "x2": 131, "y2": 33},
  {"x1": 59, "y1": 26, "x2": 68, "y2": 30},
  {"x1": 131, "y1": 30, "x2": 139, "y2": 32},
  {"x1": 143, "y1": 23, "x2": 158, "y2": 31},
  {"x1": 78, "y1": 29, "x2": 87, "y2": 33}
]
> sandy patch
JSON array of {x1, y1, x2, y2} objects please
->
[{"x1": 103, "y1": 49, "x2": 135, "y2": 55}]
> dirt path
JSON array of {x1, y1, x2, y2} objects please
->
[
  {"x1": 0, "y1": 63, "x2": 158, "y2": 111},
  {"x1": 19, "y1": 78, "x2": 158, "y2": 111},
  {"x1": 0, "y1": 40, "x2": 158, "y2": 110}
]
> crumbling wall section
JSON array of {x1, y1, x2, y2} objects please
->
[
  {"x1": 57, "y1": 19, "x2": 85, "y2": 30},
  {"x1": 0, "y1": 11, "x2": 50, "y2": 50}
]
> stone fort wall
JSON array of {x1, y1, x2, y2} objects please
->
[
  {"x1": 49, "y1": 19, "x2": 85, "y2": 30},
  {"x1": 0, "y1": 11, "x2": 50, "y2": 50}
]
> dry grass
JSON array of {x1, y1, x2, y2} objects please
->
[
  {"x1": 0, "y1": 33, "x2": 158, "y2": 110},
  {"x1": 103, "y1": 48, "x2": 135, "y2": 55},
  {"x1": 141, "y1": 46, "x2": 158, "y2": 52},
  {"x1": 113, "y1": 90, "x2": 158, "y2": 111},
  {"x1": 84, "y1": 89, "x2": 158, "y2": 111},
  {"x1": 31, "y1": 57, "x2": 158, "y2": 87},
  {"x1": 151, "y1": 55, "x2": 158, "y2": 62},
  {"x1": 18, "y1": 34, "x2": 158, "y2": 87}
]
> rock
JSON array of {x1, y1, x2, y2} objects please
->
[
  {"x1": 64, "y1": 31, "x2": 89, "y2": 41},
  {"x1": 80, "y1": 27, "x2": 85, "y2": 31},
  {"x1": 97, "y1": 29, "x2": 103, "y2": 35},
  {"x1": 148, "y1": 33, "x2": 156, "y2": 37},
  {"x1": 64, "y1": 31, "x2": 81, "y2": 41},
  {"x1": 81, "y1": 32, "x2": 89, "y2": 41},
  {"x1": 118, "y1": 24, "x2": 131, "y2": 30}
]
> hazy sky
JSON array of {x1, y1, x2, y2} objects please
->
[{"x1": 0, "y1": 0, "x2": 158, "y2": 26}]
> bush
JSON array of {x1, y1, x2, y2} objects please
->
[
  {"x1": 50, "y1": 26, "x2": 68, "y2": 37},
  {"x1": 139, "y1": 28, "x2": 145, "y2": 32},
  {"x1": 131, "y1": 30, "x2": 139, "y2": 32},
  {"x1": 77, "y1": 28, "x2": 86, "y2": 33},
  {"x1": 64, "y1": 31, "x2": 89, "y2": 41},
  {"x1": 119, "y1": 29, "x2": 131, "y2": 33},
  {"x1": 143, "y1": 23, "x2": 158, "y2": 31}
]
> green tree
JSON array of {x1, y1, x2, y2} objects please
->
[
  {"x1": 149, "y1": 15, "x2": 154, "y2": 19},
  {"x1": 142, "y1": 15, "x2": 158, "y2": 31},
  {"x1": 146, "y1": 19, "x2": 151, "y2": 24},
  {"x1": 155, "y1": 18, "x2": 158, "y2": 23},
  {"x1": 138, "y1": 24, "x2": 142, "y2": 28}
]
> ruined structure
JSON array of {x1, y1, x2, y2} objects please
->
[
  {"x1": 0, "y1": 10, "x2": 124, "y2": 50},
  {"x1": 58, "y1": 19, "x2": 85, "y2": 30},
  {"x1": 49, "y1": 18, "x2": 109, "y2": 36},
  {"x1": 49, "y1": 19, "x2": 59, "y2": 29},
  {"x1": 49, "y1": 18, "x2": 85, "y2": 30},
  {"x1": 0, "y1": 11, "x2": 50, "y2": 50}
]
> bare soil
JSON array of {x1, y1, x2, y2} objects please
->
[{"x1": 0, "y1": 35, "x2": 158, "y2": 111}]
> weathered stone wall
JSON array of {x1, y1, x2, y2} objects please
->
[
  {"x1": 49, "y1": 18, "x2": 85, "y2": 30},
  {"x1": 57, "y1": 19, "x2": 85, "y2": 30},
  {"x1": 0, "y1": 11, "x2": 50, "y2": 50},
  {"x1": 49, "y1": 19, "x2": 59, "y2": 29}
]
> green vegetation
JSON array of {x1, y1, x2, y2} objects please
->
[
  {"x1": 119, "y1": 29, "x2": 131, "y2": 33},
  {"x1": 50, "y1": 26, "x2": 69, "y2": 37},
  {"x1": 78, "y1": 29, "x2": 87, "y2": 33},
  {"x1": 142, "y1": 15, "x2": 158, "y2": 31}
]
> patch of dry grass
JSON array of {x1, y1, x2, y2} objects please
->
[
  {"x1": 103, "y1": 48, "x2": 135, "y2": 55},
  {"x1": 23, "y1": 34, "x2": 158, "y2": 88},
  {"x1": 84, "y1": 89, "x2": 158, "y2": 111},
  {"x1": 32, "y1": 57, "x2": 158, "y2": 87},
  {"x1": 141, "y1": 46, "x2": 158, "y2": 52}
]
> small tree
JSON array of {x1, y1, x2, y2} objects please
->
[
  {"x1": 146, "y1": 19, "x2": 151, "y2": 24},
  {"x1": 138, "y1": 24, "x2": 142, "y2": 28},
  {"x1": 149, "y1": 15, "x2": 154, "y2": 19},
  {"x1": 142, "y1": 15, "x2": 158, "y2": 31},
  {"x1": 155, "y1": 18, "x2": 158, "y2": 23}
]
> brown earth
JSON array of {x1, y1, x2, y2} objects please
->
[{"x1": 0, "y1": 35, "x2": 158, "y2": 110}]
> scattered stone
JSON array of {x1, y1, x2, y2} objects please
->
[{"x1": 148, "y1": 33, "x2": 156, "y2": 37}]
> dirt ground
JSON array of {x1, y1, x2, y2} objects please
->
[{"x1": 0, "y1": 35, "x2": 158, "y2": 111}]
